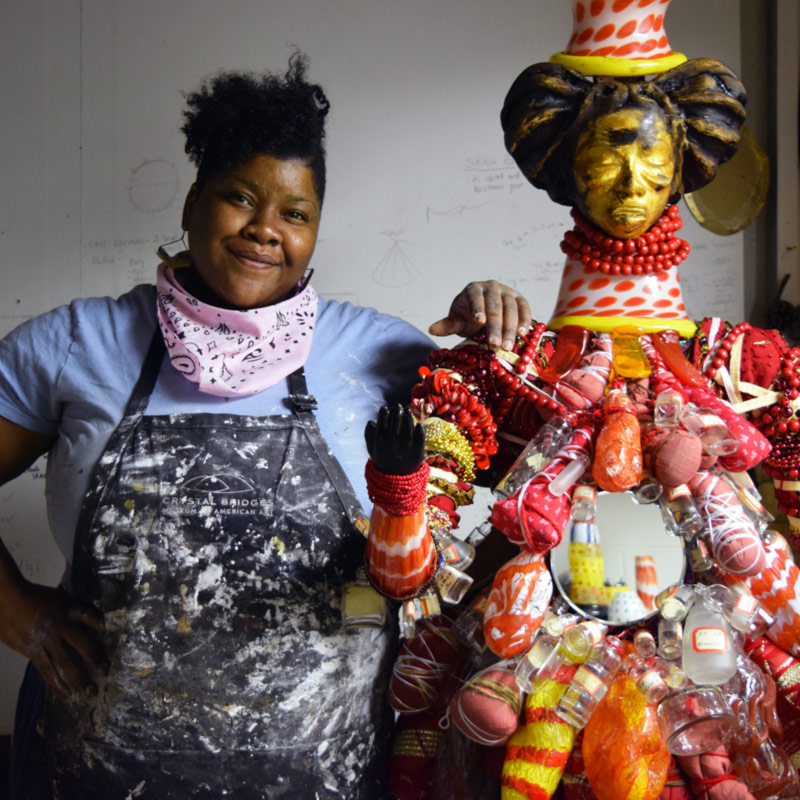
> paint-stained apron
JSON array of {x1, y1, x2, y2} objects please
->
[{"x1": 31, "y1": 333, "x2": 395, "y2": 799}]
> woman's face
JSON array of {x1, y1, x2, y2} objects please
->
[
  {"x1": 572, "y1": 107, "x2": 676, "y2": 239},
  {"x1": 182, "y1": 154, "x2": 320, "y2": 309}
]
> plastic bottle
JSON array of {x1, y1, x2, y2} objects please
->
[
  {"x1": 654, "y1": 388, "x2": 685, "y2": 428},
  {"x1": 658, "y1": 484, "x2": 703, "y2": 538},
  {"x1": 494, "y1": 416, "x2": 573, "y2": 498},
  {"x1": 680, "y1": 405, "x2": 740, "y2": 456},
  {"x1": 570, "y1": 484, "x2": 597, "y2": 521},
  {"x1": 556, "y1": 635, "x2": 624, "y2": 728},
  {"x1": 682, "y1": 585, "x2": 738, "y2": 686}
]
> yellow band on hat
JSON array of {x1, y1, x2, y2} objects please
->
[
  {"x1": 548, "y1": 314, "x2": 696, "y2": 338},
  {"x1": 550, "y1": 51, "x2": 687, "y2": 77}
]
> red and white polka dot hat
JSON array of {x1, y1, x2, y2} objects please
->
[{"x1": 551, "y1": 0, "x2": 687, "y2": 77}]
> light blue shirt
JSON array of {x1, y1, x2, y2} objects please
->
[{"x1": 0, "y1": 284, "x2": 433, "y2": 577}]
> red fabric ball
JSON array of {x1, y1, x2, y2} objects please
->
[{"x1": 449, "y1": 666, "x2": 522, "y2": 746}]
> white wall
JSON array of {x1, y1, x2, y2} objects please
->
[{"x1": 0, "y1": 0, "x2": 742, "y2": 733}]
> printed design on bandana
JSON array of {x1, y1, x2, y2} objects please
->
[{"x1": 156, "y1": 264, "x2": 318, "y2": 397}]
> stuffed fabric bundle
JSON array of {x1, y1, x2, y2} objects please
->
[
  {"x1": 491, "y1": 425, "x2": 594, "y2": 553},
  {"x1": 689, "y1": 471, "x2": 766, "y2": 576},
  {"x1": 483, "y1": 551, "x2": 552, "y2": 658}
]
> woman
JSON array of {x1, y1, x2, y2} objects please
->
[{"x1": 0, "y1": 55, "x2": 530, "y2": 799}]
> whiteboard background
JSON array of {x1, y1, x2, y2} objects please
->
[{"x1": 0, "y1": 0, "x2": 742, "y2": 732}]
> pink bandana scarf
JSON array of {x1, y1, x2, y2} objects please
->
[{"x1": 156, "y1": 264, "x2": 318, "y2": 397}]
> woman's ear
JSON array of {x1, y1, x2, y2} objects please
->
[{"x1": 181, "y1": 184, "x2": 199, "y2": 232}]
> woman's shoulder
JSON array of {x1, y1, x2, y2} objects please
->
[{"x1": 315, "y1": 296, "x2": 433, "y2": 348}]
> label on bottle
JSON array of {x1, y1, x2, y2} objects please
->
[
  {"x1": 636, "y1": 669, "x2": 666, "y2": 696},
  {"x1": 440, "y1": 544, "x2": 460, "y2": 564},
  {"x1": 573, "y1": 484, "x2": 597, "y2": 502},
  {"x1": 525, "y1": 639, "x2": 552, "y2": 668},
  {"x1": 573, "y1": 666, "x2": 604, "y2": 696},
  {"x1": 697, "y1": 413, "x2": 725, "y2": 428},
  {"x1": 666, "y1": 484, "x2": 691, "y2": 501},
  {"x1": 418, "y1": 592, "x2": 441, "y2": 618},
  {"x1": 473, "y1": 594, "x2": 488, "y2": 614},
  {"x1": 734, "y1": 594, "x2": 757, "y2": 615},
  {"x1": 692, "y1": 626, "x2": 728, "y2": 653}
]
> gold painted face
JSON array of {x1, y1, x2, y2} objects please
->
[{"x1": 572, "y1": 107, "x2": 677, "y2": 239}]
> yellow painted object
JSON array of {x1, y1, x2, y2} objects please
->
[{"x1": 501, "y1": 664, "x2": 577, "y2": 800}]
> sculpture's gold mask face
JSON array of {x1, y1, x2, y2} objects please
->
[{"x1": 573, "y1": 107, "x2": 676, "y2": 239}]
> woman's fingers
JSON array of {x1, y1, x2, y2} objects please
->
[{"x1": 428, "y1": 281, "x2": 532, "y2": 347}]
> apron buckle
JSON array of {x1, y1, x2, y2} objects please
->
[{"x1": 290, "y1": 393, "x2": 318, "y2": 412}]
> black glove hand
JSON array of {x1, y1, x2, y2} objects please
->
[{"x1": 364, "y1": 404, "x2": 425, "y2": 475}]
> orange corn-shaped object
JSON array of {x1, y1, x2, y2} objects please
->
[
  {"x1": 502, "y1": 664, "x2": 578, "y2": 800},
  {"x1": 592, "y1": 390, "x2": 642, "y2": 492},
  {"x1": 635, "y1": 555, "x2": 658, "y2": 612},
  {"x1": 365, "y1": 505, "x2": 436, "y2": 600},
  {"x1": 484, "y1": 551, "x2": 552, "y2": 659}
]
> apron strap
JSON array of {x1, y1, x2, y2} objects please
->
[
  {"x1": 288, "y1": 368, "x2": 366, "y2": 528},
  {"x1": 70, "y1": 329, "x2": 165, "y2": 594}
]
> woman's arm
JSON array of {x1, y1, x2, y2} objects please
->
[{"x1": 0, "y1": 416, "x2": 108, "y2": 697}]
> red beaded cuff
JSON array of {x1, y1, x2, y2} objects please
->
[{"x1": 366, "y1": 459, "x2": 430, "y2": 516}]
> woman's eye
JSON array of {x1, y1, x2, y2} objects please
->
[
  {"x1": 285, "y1": 210, "x2": 308, "y2": 222},
  {"x1": 227, "y1": 192, "x2": 251, "y2": 206}
]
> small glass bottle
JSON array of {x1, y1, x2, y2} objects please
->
[
  {"x1": 435, "y1": 564, "x2": 473, "y2": 605},
  {"x1": 454, "y1": 593, "x2": 489, "y2": 652},
  {"x1": 466, "y1": 519, "x2": 493, "y2": 546},
  {"x1": 570, "y1": 484, "x2": 597, "y2": 521},
  {"x1": 515, "y1": 632, "x2": 559, "y2": 693},
  {"x1": 682, "y1": 585, "x2": 738, "y2": 686},
  {"x1": 656, "y1": 583, "x2": 695, "y2": 622},
  {"x1": 556, "y1": 635, "x2": 624, "y2": 728},
  {"x1": 626, "y1": 654, "x2": 670, "y2": 703},
  {"x1": 541, "y1": 609, "x2": 581, "y2": 638},
  {"x1": 633, "y1": 472, "x2": 663, "y2": 505},
  {"x1": 722, "y1": 470, "x2": 775, "y2": 534},
  {"x1": 658, "y1": 484, "x2": 704, "y2": 538},
  {"x1": 654, "y1": 388, "x2": 685, "y2": 428},
  {"x1": 432, "y1": 528, "x2": 476, "y2": 572},
  {"x1": 687, "y1": 536, "x2": 714, "y2": 573},
  {"x1": 680, "y1": 405, "x2": 740, "y2": 456},
  {"x1": 494, "y1": 416, "x2": 573, "y2": 498},
  {"x1": 549, "y1": 454, "x2": 591, "y2": 497},
  {"x1": 657, "y1": 618, "x2": 684, "y2": 661},
  {"x1": 532, "y1": 620, "x2": 604, "y2": 689},
  {"x1": 706, "y1": 584, "x2": 762, "y2": 634},
  {"x1": 343, "y1": 566, "x2": 387, "y2": 629},
  {"x1": 611, "y1": 326, "x2": 650, "y2": 378},
  {"x1": 634, "y1": 628, "x2": 657, "y2": 659}
]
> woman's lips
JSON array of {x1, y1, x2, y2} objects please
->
[{"x1": 229, "y1": 249, "x2": 279, "y2": 268}]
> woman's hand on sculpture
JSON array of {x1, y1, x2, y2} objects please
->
[
  {"x1": 364, "y1": 404, "x2": 425, "y2": 475},
  {"x1": 0, "y1": 577, "x2": 109, "y2": 699},
  {"x1": 428, "y1": 280, "x2": 532, "y2": 351}
]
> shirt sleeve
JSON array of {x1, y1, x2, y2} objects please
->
[{"x1": 0, "y1": 304, "x2": 75, "y2": 436}]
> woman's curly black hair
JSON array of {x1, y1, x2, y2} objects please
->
[{"x1": 181, "y1": 52, "x2": 330, "y2": 201}]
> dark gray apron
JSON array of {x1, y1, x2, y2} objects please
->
[{"x1": 31, "y1": 333, "x2": 395, "y2": 799}]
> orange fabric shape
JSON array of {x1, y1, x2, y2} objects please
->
[
  {"x1": 592, "y1": 390, "x2": 642, "y2": 491},
  {"x1": 483, "y1": 551, "x2": 552, "y2": 658},
  {"x1": 583, "y1": 674, "x2": 670, "y2": 800}
]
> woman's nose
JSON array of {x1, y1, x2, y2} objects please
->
[
  {"x1": 616, "y1": 158, "x2": 647, "y2": 197},
  {"x1": 243, "y1": 211, "x2": 282, "y2": 244}
]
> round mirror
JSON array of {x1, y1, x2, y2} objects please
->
[{"x1": 548, "y1": 491, "x2": 686, "y2": 626}]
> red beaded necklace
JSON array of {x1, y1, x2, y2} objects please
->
[{"x1": 560, "y1": 205, "x2": 690, "y2": 276}]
